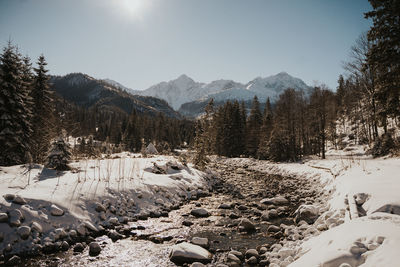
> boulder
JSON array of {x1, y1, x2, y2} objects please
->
[
  {"x1": 3, "y1": 194, "x2": 15, "y2": 201},
  {"x1": 246, "y1": 256, "x2": 258, "y2": 265},
  {"x1": 245, "y1": 248, "x2": 259, "y2": 258},
  {"x1": 89, "y1": 242, "x2": 101, "y2": 256},
  {"x1": 17, "y1": 226, "x2": 31, "y2": 239},
  {"x1": 0, "y1": 213, "x2": 8, "y2": 223},
  {"x1": 267, "y1": 225, "x2": 280, "y2": 233},
  {"x1": 191, "y1": 208, "x2": 209, "y2": 218},
  {"x1": 50, "y1": 204, "x2": 64, "y2": 216},
  {"x1": 354, "y1": 193, "x2": 369, "y2": 206},
  {"x1": 294, "y1": 205, "x2": 319, "y2": 224},
  {"x1": 227, "y1": 253, "x2": 241, "y2": 264},
  {"x1": 73, "y1": 243, "x2": 85, "y2": 253},
  {"x1": 95, "y1": 202, "x2": 106, "y2": 212},
  {"x1": 169, "y1": 242, "x2": 213, "y2": 264},
  {"x1": 191, "y1": 237, "x2": 209, "y2": 248},
  {"x1": 218, "y1": 203, "x2": 232, "y2": 209}
]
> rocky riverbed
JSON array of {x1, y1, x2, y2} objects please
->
[{"x1": 12, "y1": 157, "x2": 340, "y2": 266}]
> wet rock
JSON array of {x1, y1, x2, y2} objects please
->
[
  {"x1": 238, "y1": 218, "x2": 255, "y2": 232},
  {"x1": 0, "y1": 212, "x2": 8, "y2": 223},
  {"x1": 95, "y1": 202, "x2": 106, "y2": 212},
  {"x1": 191, "y1": 208, "x2": 209, "y2": 218},
  {"x1": 73, "y1": 243, "x2": 85, "y2": 253},
  {"x1": 9, "y1": 209, "x2": 23, "y2": 227},
  {"x1": 191, "y1": 237, "x2": 209, "y2": 249},
  {"x1": 6, "y1": 255, "x2": 21, "y2": 266},
  {"x1": 89, "y1": 242, "x2": 101, "y2": 256},
  {"x1": 77, "y1": 223, "x2": 87, "y2": 236},
  {"x1": 84, "y1": 221, "x2": 98, "y2": 233},
  {"x1": 31, "y1": 221, "x2": 43, "y2": 233},
  {"x1": 169, "y1": 242, "x2": 213, "y2": 264},
  {"x1": 260, "y1": 196, "x2": 289, "y2": 206},
  {"x1": 227, "y1": 253, "x2": 241, "y2": 264},
  {"x1": 43, "y1": 242, "x2": 57, "y2": 254},
  {"x1": 108, "y1": 217, "x2": 119, "y2": 225},
  {"x1": 17, "y1": 225, "x2": 31, "y2": 239},
  {"x1": 50, "y1": 204, "x2": 64, "y2": 216},
  {"x1": 54, "y1": 228, "x2": 67, "y2": 240},
  {"x1": 229, "y1": 249, "x2": 244, "y2": 260},
  {"x1": 238, "y1": 205, "x2": 248, "y2": 210},
  {"x1": 12, "y1": 195, "x2": 27, "y2": 205},
  {"x1": 294, "y1": 205, "x2": 319, "y2": 224},
  {"x1": 108, "y1": 230, "x2": 123, "y2": 242}
]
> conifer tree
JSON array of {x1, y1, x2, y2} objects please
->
[
  {"x1": 31, "y1": 55, "x2": 54, "y2": 163},
  {"x1": 246, "y1": 96, "x2": 262, "y2": 157},
  {"x1": 258, "y1": 98, "x2": 273, "y2": 159},
  {"x1": 0, "y1": 42, "x2": 32, "y2": 165}
]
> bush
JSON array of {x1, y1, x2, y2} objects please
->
[{"x1": 369, "y1": 133, "x2": 395, "y2": 157}]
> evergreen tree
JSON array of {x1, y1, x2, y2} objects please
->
[
  {"x1": 45, "y1": 138, "x2": 71, "y2": 170},
  {"x1": 0, "y1": 42, "x2": 32, "y2": 165},
  {"x1": 258, "y1": 98, "x2": 273, "y2": 159},
  {"x1": 246, "y1": 96, "x2": 262, "y2": 157},
  {"x1": 365, "y1": 0, "x2": 400, "y2": 127},
  {"x1": 31, "y1": 55, "x2": 54, "y2": 163}
]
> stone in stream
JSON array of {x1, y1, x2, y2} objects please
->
[
  {"x1": 218, "y1": 203, "x2": 232, "y2": 209},
  {"x1": 17, "y1": 225, "x2": 31, "y2": 239},
  {"x1": 245, "y1": 248, "x2": 259, "y2": 259},
  {"x1": 61, "y1": 241, "x2": 70, "y2": 251},
  {"x1": 0, "y1": 212, "x2": 8, "y2": 223},
  {"x1": 95, "y1": 202, "x2": 106, "y2": 212},
  {"x1": 294, "y1": 204, "x2": 319, "y2": 224},
  {"x1": 238, "y1": 218, "x2": 255, "y2": 232},
  {"x1": 73, "y1": 243, "x2": 85, "y2": 253},
  {"x1": 169, "y1": 242, "x2": 213, "y2": 264},
  {"x1": 227, "y1": 253, "x2": 242, "y2": 264},
  {"x1": 31, "y1": 221, "x2": 43, "y2": 233},
  {"x1": 246, "y1": 256, "x2": 258, "y2": 265},
  {"x1": 267, "y1": 225, "x2": 280, "y2": 233},
  {"x1": 50, "y1": 204, "x2": 64, "y2": 216},
  {"x1": 191, "y1": 237, "x2": 209, "y2": 249},
  {"x1": 89, "y1": 242, "x2": 101, "y2": 256},
  {"x1": 12, "y1": 195, "x2": 27, "y2": 205},
  {"x1": 190, "y1": 208, "x2": 210, "y2": 218}
]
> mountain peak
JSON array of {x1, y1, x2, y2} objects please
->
[{"x1": 175, "y1": 74, "x2": 194, "y2": 83}]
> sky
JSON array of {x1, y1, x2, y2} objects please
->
[{"x1": 0, "y1": 0, "x2": 372, "y2": 90}]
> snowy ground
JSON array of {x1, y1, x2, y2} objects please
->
[
  {"x1": 0, "y1": 153, "x2": 210, "y2": 258},
  {"x1": 224, "y1": 145, "x2": 400, "y2": 267}
]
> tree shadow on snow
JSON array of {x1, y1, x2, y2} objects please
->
[{"x1": 38, "y1": 168, "x2": 66, "y2": 181}]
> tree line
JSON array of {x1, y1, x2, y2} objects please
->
[{"x1": 194, "y1": 0, "x2": 399, "y2": 163}]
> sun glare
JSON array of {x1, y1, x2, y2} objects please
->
[{"x1": 117, "y1": 0, "x2": 149, "y2": 20}]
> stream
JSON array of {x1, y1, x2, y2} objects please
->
[{"x1": 23, "y1": 158, "x2": 320, "y2": 266}]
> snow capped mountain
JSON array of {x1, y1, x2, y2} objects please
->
[{"x1": 102, "y1": 78, "x2": 140, "y2": 95}]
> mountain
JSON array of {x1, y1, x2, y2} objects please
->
[
  {"x1": 102, "y1": 78, "x2": 141, "y2": 95},
  {"x1": 50, "y1": 73, "x2": 180, "y2": 118}
]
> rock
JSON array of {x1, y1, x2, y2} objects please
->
[
  {"x1": 183, "y1": 220, "x2": 194, "y2": 226},
  {"x1": 227, "y1": 253, "x2": 241, "y2": 264},
  {"x1": 239, "y1": 218, "x2": 255, "y2": 232},
  {"x1": 12, "y1": 195, "x2": 27, "y2": 205},
  {"x1": 50, "y1": 204, "x2": 64, "y2": 216},
  {"x1": 229, "y1": 249, "x2": 243, "y2": 260},
  {"x1": 169, "y1": 242, "x2": 213, "y2": 264},
  {"x1": 218, "y1": 203, "x2": 232, "y2": 209},
  {"x1": 190, "y1": 262, "x2": 206, "y2": 267},
  {"x1": 294, "y1": 205, "x2": 319, "y2": 224},
  {"x1": 229, "y1": 213, "x2": 240, "y2": 219},
  {"x1": 69, "y1": 229, "x2": 77, "y2": 239},
  {"x1": 349, "y1": 245, "x2": 367, "y2": 255},
  {"x1": 246, "y1": 256, "x2": 258, "y2": 265},
  {"x1": 108, "y1": 230, "x2": 123, "y2": 241},
  {"x1": 54, "y1": 228, "x2": 67, "y2": 240},
  {"x1": 191, "y1": 208, "x2": 209, "y2": 218},
  {"x1": 95, "y1": 202, "x2": 106, "y2": 212},
  {"x1": 6, "y1": 255, "x2": 21, "y2": 266},
  {"x1": 367, "y1": 244, "x2": 378, "y2": 250},
  {"x1": 89, "y1": 242, "x2": 101, "y2": 256},
  {"x1": 84, "y1": 221, "x2": 98, "y2": 232},
  {"x1": 73, "y1": 243, "x2": 85, "y2": 253},
  {"x1": 267, "y1": 225, "x2": 280, "y2": 233},
  {"x1": 17, "y1": 225, "x2": 31, "y2": 239},
  {"x1": 260, "y1": 196, "x2": 289, "y2": 206},
  {"x1": 31, "y1": 221, "x2": 43, "y2": 233},
  {"x1": 42, "y1": 241, "x2": 57, "y2": 254},
  {"x1": 354, "y1": 193, "x2": 369, "y2": 206},
  {"x1": 77, "y1": 223, "x2": 87, "y2": 236},
  {"x1": 238, "y1": 205, "x2": 248, "y2": 210},
  {"x1": 0, "y1": 213, "x2": 8, "y2": 223},
  {"x1": 3, "y1": 194, "x2": 15, "y2": 201},
  {"x1": 278, "y1": 248, "x2": 294, "y2": 258},
  {"x1": 61, "y1": 241, "x2": 70, "y2": 251},
  {"x1": 9, "y1": 209, "x2": 23, "y2": 227},
  {"x1": 108, "y1": 217, "x2": 119, "y2": 225},
  {"x1": 245, "y1": 249, "x2": 259, "y2": 258},
  {"x1": 0, "y1": 232, "x2": 3, "y2": 242},
  {"x1": 191, "y1": 237, "x2": 209, "y2": 249}
]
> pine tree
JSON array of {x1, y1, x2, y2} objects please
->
[
  {"x1": 365, "y1": 0, "x2": 400, "y2": 128},
  {"x1": 45, "y1": 138, "x2": 71, "y2": 170},
  {"x1": 246, "y1": 96, "x2": 262, "y2": 157},
  {"x1": 31, "y1": 55, "x2": 54, "y2": 163},
  {"x1": 258, "y1": 98, "x2": 273, "y2": 159},
  {"x1": 0, "y1": 42, "x2": 33, "y2": 165}
]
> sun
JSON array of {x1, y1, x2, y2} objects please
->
[{"x1": 117, "y1": 0, "x2": 149, "y2": 20}]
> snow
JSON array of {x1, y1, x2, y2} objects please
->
[{"x1": 0, "y1": 154, "x2": 209, "y2": 254}]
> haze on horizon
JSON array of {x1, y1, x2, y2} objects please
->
[{"x1": 0, "y1": 0, "x2": 371, "y2": 90}]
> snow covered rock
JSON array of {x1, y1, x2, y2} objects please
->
[
  {"x1": 260, "y1": 196, "x2": 289, "y2": 206},
  {"x1": 17, "y1": 226, "x2": 31, "y2": 239},
  {"x1": 354, "y1": 193, "x2": 369, "y2": 206},
  {"x1": 169, "y1": 242, "x2": 213, "y2": 264},
  {"x1": 50, "y1": 204, "x2": 64, "y2": 216},
  {"x1": 294, "y1": 204, "x2": 319, "y2": 224},
  {"x1": 89, "y1": 242, "x2": 101, "y2": 256}
]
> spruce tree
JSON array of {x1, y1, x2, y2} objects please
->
[
  {"x1": 31, "y1": 55, "x2": 54, "y2": 163},
  {"x1": 0, "y1": 42, "x2": 32, "y2": 165},
  {"x1": 258, "y1": 98, "x2": 273, "y2": 159},
  {"x1": 246, "y1": 96, "x2": 262, "y2": 157}
]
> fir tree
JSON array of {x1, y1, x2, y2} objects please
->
[
  {"x1": 45, "y1": 138, "x2": 71, "y2": 170},
  {"x1": 0, "y1": 42, "x2": 32, "y2": 165},
  {"x1": 258, "y1": 98, "x2": 273, "y2": 159},
  {"x1": 31, "y1": 55, "x2": 54, "y2": 163},
  {"x1": 246, "y1": 96, "x2": 262, "y2": 157}
]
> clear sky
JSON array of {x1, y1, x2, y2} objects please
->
[{"x1": 0, "y1": 0, "x2": 372, "y2": 90}]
